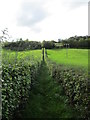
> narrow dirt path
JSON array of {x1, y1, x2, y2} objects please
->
[{"x1": 15, "y1": 62, "x2": 78, "y2": 119}]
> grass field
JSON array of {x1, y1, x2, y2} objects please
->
[
  {"x1": 47, "y1": 49, "x2": 88, "y2": 69},
  {"x1": 2, "y1": 49, "x2": 42, "y2": 65},
  {"x1": 2, "y1": 48, "x2": 88, "y2": 69}
]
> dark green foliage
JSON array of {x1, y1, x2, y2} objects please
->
[
  {"x1": 62, "y1": 36, "x2": 90, "y2": 49},
  {"x1": 3, "y1": 39, "x2": 42, "y2": 51},
  {"x1": 42, "y1": 40, "x2": 55, "y2": 49},
  {"x1": 13, "y1": 62, "x2": 79, "y2": 119},
  {"x1": 2, "y1": 61, "x2": 41, "y2": 120},
  {"x1": 46, "y1": 60, "x2": 89, "y2": 119}
]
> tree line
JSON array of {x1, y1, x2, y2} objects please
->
[
  {"x1": 3, "y1": 39, "x2": 56, "y2": 51},
  {"x1": 3, "y1": 38, "x2": 42, "y2": 51},
  {"x1": 61, "y1": 36, "x2": 90, "y2": 49},
  {"x1": 3, "y1": 36, "x2": 90, "y2": 51}
]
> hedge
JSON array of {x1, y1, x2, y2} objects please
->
[
  {"x1": 2, "y1": 61, "x2": 41, "y2": 120},
  {"x1": 46, "y1": 60, "x2": 89, "y2": 119}
]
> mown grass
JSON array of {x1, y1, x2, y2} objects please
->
[{"x1": 47, "y1": 49, "x2": 88, "y2": 69}]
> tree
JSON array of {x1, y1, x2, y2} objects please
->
[{"x1": 42, "y1": 40, "x2": 55, "y2": 49}]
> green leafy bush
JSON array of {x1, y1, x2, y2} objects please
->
[
  {"x1": 2, "y1": 61, "x2": 41, "y2": 119},
  {"x1": 2, "y1": 49, "x2": 41, "y2": 120},
  {"x1": 46, "y1": 60, "x2": 89, "y2": 119}
]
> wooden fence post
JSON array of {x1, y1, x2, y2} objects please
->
[
  {"x1": 45, "y1": 49, "x2": 47, "y2": 57},
  {"x1": 42, "y1": 47, "x2": 44, "y2": 61}
]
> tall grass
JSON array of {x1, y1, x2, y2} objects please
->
[{"x1": 2, "y1": 49, "x2": 42, "y2": 65}]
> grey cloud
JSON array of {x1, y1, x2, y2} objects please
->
[
  {"x1": 62, "y1": 0, "x2": 88, "y2": 10},
  {"x1": 17, "y1": 0, "x2": 48, "y2": 31}
]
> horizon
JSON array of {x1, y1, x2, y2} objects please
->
[{"x1": 2, "y1": 35, "x2": 88, "y2": 43}]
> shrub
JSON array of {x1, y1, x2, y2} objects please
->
[
  {"x1": 2, "y1": 61, "x2": 41, "y2": 119},
  {"x1": 46, "y1": 60, "x2": 89, "y2": 119}
]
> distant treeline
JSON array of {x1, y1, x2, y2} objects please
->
[
  {"x1": 3, "y1": 36, "x2": 90, "y2": 51},
  {"x1": 3, "y1": 39, "x2": 56, "y2": 51},
  {"x1": 3, "y1": 39, "x2": 42, "y2": 51},
  {"x1": 61, "y1": 36, "x2": 90, "y2": 49}
]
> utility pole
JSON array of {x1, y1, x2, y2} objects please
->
[{"x1": 64, "y1": 44, "x2": 69, "y2": 58}]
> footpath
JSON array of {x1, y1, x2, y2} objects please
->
[{"x1": 14, "y1": 62, "x2": 78, "y2": 119}]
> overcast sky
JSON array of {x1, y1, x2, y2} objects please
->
[{"x1": 0, "y1": 0, "x2": 89, "y2": 41}]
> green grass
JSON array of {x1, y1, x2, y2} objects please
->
[
  {"x1": 47, "y1": 49, "x2": 88, "y2": 69},
  {"x1": 2, "y1": 49, "x2": 42, "y2": 65}
]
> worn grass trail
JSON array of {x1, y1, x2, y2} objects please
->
[{"x1": 16, "y1": 62, "x2": 78, "y2": 119}]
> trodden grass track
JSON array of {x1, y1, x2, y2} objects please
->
[{"x1": 14, "y1": 62, "x2": 79, "y2": 119}]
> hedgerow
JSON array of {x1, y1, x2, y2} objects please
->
[
  {"x1": 46, "y1": 59, "x2": 89, "y2": 119},
  {"x1": 2, "y1": 52, "x2": 41, "y2": 120}
]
